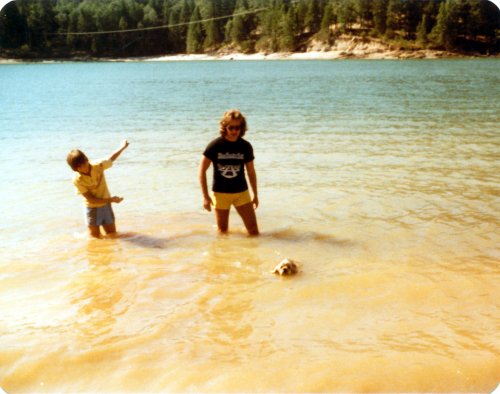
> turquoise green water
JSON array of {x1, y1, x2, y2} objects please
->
[{"x1": 0, "y1": 59, "x2": 499, "y2": 392}]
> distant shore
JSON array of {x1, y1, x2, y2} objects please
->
[
  {"x1": 1, "y1": 37, "x2": 497, "y2": 64},
  {"x1": 1, "y1": 50, "x2": 495, "y2": 64}
]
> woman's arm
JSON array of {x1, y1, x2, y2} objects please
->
[
  {"x1": 246, "y1": 160, "x2": 259, "y2": 209},
  {"x1": 199, "y1": 156, "x2": 213, "y2": 211}
]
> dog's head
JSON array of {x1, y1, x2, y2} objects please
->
[{"x1": 273, "y1": 259, "x2": 298, "y2": 276}]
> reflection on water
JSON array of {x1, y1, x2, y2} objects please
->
[
  {"x1": 191, "y1": 240, "x2": 260, "y2": 363},
  {"x1": 70, "y1": 242, "x2": 127, "y2": 345}
]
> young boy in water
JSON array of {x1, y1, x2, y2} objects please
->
[{"x1": 67, "y1": 140, "x2": 129, "y2": 238}]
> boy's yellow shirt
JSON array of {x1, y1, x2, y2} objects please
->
[{"x1": 73, "y1": 159, "x2": 113, "y2": 208}]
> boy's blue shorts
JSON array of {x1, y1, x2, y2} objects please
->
[{"x1": 85, "y1": 203, "x2": 115, "y2": 226}]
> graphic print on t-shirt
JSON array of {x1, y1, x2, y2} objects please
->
[
  {"x1": 203, "y1": 138, "x2": 254, "y2": 193},
  {"x1": 217, "y1": 152, "x2": 244, "y2": 179},
  {"x1": 217, "y1": 163, "x2": 241, "y2": 178}
]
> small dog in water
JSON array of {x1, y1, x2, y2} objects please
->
[{"x1": 272, "y1": 258, "x2": 299, "y2": 276}]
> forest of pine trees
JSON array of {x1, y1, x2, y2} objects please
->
[{"x1": 0, "y1": 0, "x2": 498, "y2": 59}]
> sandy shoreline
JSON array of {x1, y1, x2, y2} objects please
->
[
  {"x1": 144, "y1": 48, "x2": 461, "y2": 62},
  {"x1": 1, "y1": 48, "x2": 495, "y2": 64}
]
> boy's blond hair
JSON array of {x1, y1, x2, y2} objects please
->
[{"x1": 67, "y1": 149, "x2": 88, "y2": 171}]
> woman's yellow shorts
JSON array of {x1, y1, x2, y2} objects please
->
[{"x1": 213, "y1": 190, "x2": 252, "y2": 210}]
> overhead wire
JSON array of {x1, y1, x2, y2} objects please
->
[{"x1": 50, "y1": 6, "x2": 270, "y2": 36}]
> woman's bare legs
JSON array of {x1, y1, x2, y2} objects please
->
[{"x1": 236, "y1": 203, "x2": 259, "y2": 236}]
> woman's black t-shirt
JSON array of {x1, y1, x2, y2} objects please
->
[{"x1": 203, "y1": 136, "x2": 254, "y2": 193}]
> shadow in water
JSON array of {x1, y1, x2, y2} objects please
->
[
  {"x1": 117, "y1": 232, "x2": 170, "y2": 249},
  {"x1": 263, "y1": 228, "x2": 356, "y2": 248},
  {"x1": 115, "y1": 230, "x2": 208, "y2": 249},
  {"x1": 109, "y1": 227, "x2": 355, "y2": 250}
]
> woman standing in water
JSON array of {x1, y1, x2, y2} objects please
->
[{"x1": 199, "y1": 109, "x2": 259, "y2": 235}]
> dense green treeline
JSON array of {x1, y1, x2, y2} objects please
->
[{"x1": 1, "y1": 0, "x2": 498, "y2": 58}]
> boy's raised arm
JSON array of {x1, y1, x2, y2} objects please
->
[{"x1": 109, "y1": 139, "x2": 129, "y2": 162}]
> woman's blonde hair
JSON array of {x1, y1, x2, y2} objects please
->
[{"x1": 219, "y1": 109, "x2": 248, "y2": 138}]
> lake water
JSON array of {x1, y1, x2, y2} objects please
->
[{"x1": 0, "y1": 59, "x2": 499, "y2": 393}]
